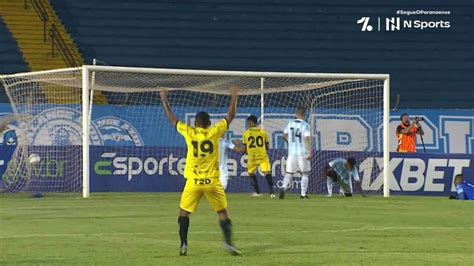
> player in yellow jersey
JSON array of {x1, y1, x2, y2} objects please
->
[
  {"x1": 238, "y1": 115, "x2": 275, "y2": 197},
  {"x1": 159, "y1": 88, "x2": 240, "y2": 256}
]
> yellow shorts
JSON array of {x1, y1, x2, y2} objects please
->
[
  {"x1": 247, "y1": 158, "x2": 271, "y2": 175},
  {"x1": 180, "y1": 177, "x2": 227, "y2": 213}
]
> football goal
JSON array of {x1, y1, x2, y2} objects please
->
[{"x1": 0, "y1": 66, "x2": 390, "y2": 197}]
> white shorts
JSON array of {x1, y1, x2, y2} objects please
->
[{"x1": 286, "y1": 155, "x2": 311, "y2": 174}]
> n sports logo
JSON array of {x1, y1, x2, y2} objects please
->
[{"x1": 357, "y1": 16, "x2": 450, "y2": 32}]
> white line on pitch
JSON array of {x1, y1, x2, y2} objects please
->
[
  {"x1": 1, "y1": 226, "x2": 471, "y2": 239},
  {"x1": 0, "y1": 200, "x2": 328, "y2": 210}
]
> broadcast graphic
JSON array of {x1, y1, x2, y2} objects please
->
[{"x1": 0, "y1": 1, "x2": 472, "y2": 264}]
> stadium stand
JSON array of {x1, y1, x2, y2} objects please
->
[
  {"x1": 0, "y1": 18, "x2": 27, "y2": 74},
  {"x1": 0, "y1": 0, "x2": 82, "y2": 71},
  {"x1": 2, "y1": 0, "x2": 473, "y2": 108},
  {"x1": 0, "y1": 18, "x2": 28, "y2": 102},
  {"x1": 0, "y1": 0, "x2": 108, "y2": 104}
]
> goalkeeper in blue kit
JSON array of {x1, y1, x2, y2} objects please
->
[{"x1": 450, "y1": 174, "x2": 474, "y2": 200}]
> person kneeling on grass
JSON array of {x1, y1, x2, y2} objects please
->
[
  {"x1": 326, "y1": 157, "x2": 366, "y2": 197},
  {"x1": 449, "y1": 174, "x2": 474, "y2": 200}
]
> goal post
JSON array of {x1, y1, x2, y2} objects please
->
[
  {"x1": 383, "y1": 77, "x2": 390, "y2": 198},
  {"x1": 1, "y1": 65, "x2": 390, "y2": 198},
  {"x1": 82, "y1": 66, "x2": 90, "y2": 198}
]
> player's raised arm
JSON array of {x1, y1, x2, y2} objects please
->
[
  {"x1": 225, "y1": 87, "x2": 239, "y2": 124},
  {"x1": 159, "y1": 90, "x2": 178, "y2": 126}
]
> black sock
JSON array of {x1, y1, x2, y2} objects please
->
[
  {"x1": 178, "y1": 216, "x2": 189, "y2": 246},
  {"x1": 249, "y1": 175, "x2": 260, "y2": 194},
  {"x1": 219, "y1": 219, "x2": 232, "y2": 245},
  {"x1": 265, "y1": 174, "x2": 274, "y2": 194}
]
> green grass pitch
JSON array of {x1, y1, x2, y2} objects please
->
[{"x1": 0, "y1": 193, "x2": 472, "y2": 265}]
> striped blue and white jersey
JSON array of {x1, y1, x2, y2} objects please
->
[
  {"x1": 219, "y1": 138, "x2": 235, "y2": 176},
  {"x1": 329, "y1": 158, "x2": 360, "y2": 183},
  {"x1": 284, "y1": 119, "x2": 311, "y2": 156}
]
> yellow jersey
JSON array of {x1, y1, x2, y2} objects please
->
[
  {"x1": 177, "y1": 119, "x2": 228, "y2": 179},
  {"x1": 242, "y1": 127, "x2": 270, "y2": 163}
]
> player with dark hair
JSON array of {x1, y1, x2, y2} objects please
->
[
  {"x1": 450, "y1": 174, "x2": 474, "y2": 200},
  {"x1": 326, "y1": 157, "x2": 366, "y2": 197},
  {"x1": 159, "y1": 87, "x2": 241, "y2": 256},
  {"x1": 236, "y1": 115, "x2": 275, "y2": 197},
  {"x1": 195, "y1": 111, "x2": 211, "y2": 128}
]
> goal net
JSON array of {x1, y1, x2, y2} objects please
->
[{"x1": 0, "y1": 66, "x2": 389, "y2": 197}]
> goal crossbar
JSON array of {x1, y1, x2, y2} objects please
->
[{"x1": 84, "y1": 65, "x2": 389, "y2": 80}]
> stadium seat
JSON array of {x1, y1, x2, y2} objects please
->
[
  {"x1": 45, "y1": 0, "x2": 474, "y2": 108},
  {"x1": 0, "y1": 18, "x2": 28, "y2": 75},
  {"x1": 0, "y1": 18, "x2": 28, "y2": 102}
]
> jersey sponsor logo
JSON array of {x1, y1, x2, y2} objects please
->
[
  {"x1": 95, "y1": 116, "x2": 144, "y2": 146},
  {"x1": 193, "y1": 178, "x2": 211, "y2": 185},
  {"x1": 28, "y1": 107, "x2": 103, "y2": 145}
]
